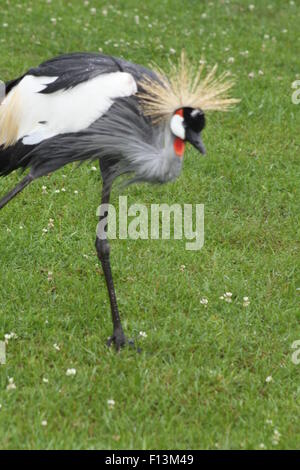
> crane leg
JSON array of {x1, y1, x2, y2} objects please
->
[
  {"x1": 0, "y1": 173, "x2": 33, "y2": 211},
  {"x1": 95, "y1": 179, "x2": 127, "y2": 351}
]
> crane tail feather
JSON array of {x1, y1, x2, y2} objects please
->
[{"x1": 0, "y1": 173, "x2": 33, "y2": 210}]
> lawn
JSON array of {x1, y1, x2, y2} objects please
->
[{"x1": 0, "y1": 0, "x2": 299, "y2": 450}]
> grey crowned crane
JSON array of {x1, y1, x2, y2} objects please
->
[{"x1": 0, "y1": 51, "x2": 238, "y2": 350}]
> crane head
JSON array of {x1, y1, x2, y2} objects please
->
[{"x1": 170, "y1": 107, "x2": 206, "y2": 155}]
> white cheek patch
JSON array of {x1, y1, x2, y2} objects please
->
[{"x1": 170, "y1": 114, "x2": 185, "y2": 140}]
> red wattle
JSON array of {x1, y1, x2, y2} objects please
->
[{"x1": 174, "y1": 137, "x2": 185, "y2": 157}]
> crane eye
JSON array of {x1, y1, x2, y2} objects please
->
[{"x1": 170, "y1": 113, "x2": 186, "y2": 140}]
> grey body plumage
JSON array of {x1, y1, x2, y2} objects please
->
[
  {"x1": 25, "y1": 98, "x2": 182, "y2": 184},
  {"x1": 0, "y1": 53, "x2": 182, "y2": 185},
  {"x1": 0, "y1": 52, "x2": 236, "y2": 350}
]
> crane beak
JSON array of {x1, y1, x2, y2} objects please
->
[{"x1": 185, "y1": 129, "x2": 206, "y2": 155}]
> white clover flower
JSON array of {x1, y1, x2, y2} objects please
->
[
  {"x1": 265, "y1": 375, "x2": 273, "y2": 383},
  {"x1": 139, "y1": 331, "x2": 147, "y2": 338},
  {"x1": 48, "y1": 218, "x2": 54, "y2": 229},
  {"x1": 248, "y1": 71, "x2": 255, "y2": 79},
  {"x1": 74, "y1": 190, "x2": 79, "y2": 195},
  {"x1": 134, "y1": 15, "x2": 139, "y2": 25},
  {"x1": 43, "y1": 378, "x2": 49, "y2": 384},
  {"x1": 272, "y1": 431, "x2": 281, "y2": 445},
  {"x1": 4, "y1": 332, "x2": 18, "y2": 343},
  {"x1": 53, "y1": 343, "x2": 60, "y2": 351},
  {"x1": 248, "y1": 4, "x2": 255, "y2": 11},
  {"x1": 274, "y1": 429, "x2": 281, "y2": 438},
  {"x1": 228, "y1": 57, "x2": 235, "y2": 63},
  {"x1": 107, "y1": 399, "x2": 115, "y2": 408},
  {"x1": 221, "y1": 292, "x2": 233, "y2": 303},
  {"x1": 7, "y1": 377, "x2": 16, "y2": 391},
  {"x1": 41, "y1": 420, "x2": 48, "y2": 426},
  {"x1": 200, "y1": 298, "x2": 208, "y2": 306},
  {"x1": 66, "y1": 368, "x2": 76, "y2": 376},
  {"x1": 243, "y1": 296, "x2": 250, "y2": 307}
]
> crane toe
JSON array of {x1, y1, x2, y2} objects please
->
[{"x1": 107, "y1": 331, "x2": 140, "y2": 352}]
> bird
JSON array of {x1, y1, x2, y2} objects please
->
[{"x1": 0, "y1": 51, "x2": 238, "y2": 350}]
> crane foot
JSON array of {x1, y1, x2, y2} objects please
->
[{"x1": 107, "y1": 330, "x2": 140, "y2": 352}]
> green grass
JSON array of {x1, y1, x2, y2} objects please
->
[{"x1": 0, "y1": 0, "x2": 299, "y2": 450}]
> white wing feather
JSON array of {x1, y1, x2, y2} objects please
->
[{"x1": 0, "y1": 72, "x2": 137, "y2": 146}]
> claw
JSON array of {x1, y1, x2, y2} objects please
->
[
  {"x1": 107, "y1": 329, "x2": 126, "y2": 351},
  {"x1": 107, "y1": 332, "x2": 141, "y2": 352}
]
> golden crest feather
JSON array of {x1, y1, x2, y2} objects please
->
[
  {"x1": 0, "y1": 86, "x2": 21, "y2": 148},
  {"x1": 138, "y1": 50, "x2": 240, "y2": 122}
]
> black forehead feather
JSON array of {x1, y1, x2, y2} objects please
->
[{"x1": 183, "y1": 107, "x2": 206, "y2": 133}]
